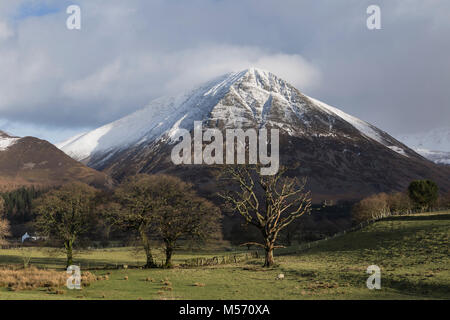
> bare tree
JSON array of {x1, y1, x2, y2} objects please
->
[
  {"x1": 387, "y1": 192, "x2": 412, "y2": 215},
  {"x1": 34, "y1": 183, "x2": 97, "y2": 267},
  {"x1": 219, "y1": 165, "x2": 311, "y2": 267}
]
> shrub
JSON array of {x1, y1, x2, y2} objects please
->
[
  {"x1": 352, "y1": 193, "x2": 390, "y2": 223},
  {"x1": 387, "y1": 192, "x2": 412, "y2": 215}
]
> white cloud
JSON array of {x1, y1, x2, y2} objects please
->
[
  {"x1": 158, "y1": 45, "x2": 320, "y2": 94},
  {"x1": 62, "y1": 60, "x2": 123, "y2": 99}
]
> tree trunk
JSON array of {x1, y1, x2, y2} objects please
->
[
  {"x1": 262, "y1": 229, "x2": 276, "y2": 267},
  {"x1": 263, "y1": 244, "x2": 275, "y2": 267},
  {"x1": 140, "y1": 229, "x2": 156, "y2": 268},
  {"x1": 164, "y1": 240, "x2": 174, "y2": 268},
  {"x1": 64, "y1": 240, "x2": 73, "y2": 268}
]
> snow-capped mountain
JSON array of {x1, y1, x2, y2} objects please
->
[
  {"x1": 58, "y1": 68, "x2": 415, "y2": 164},
  {"x1": 396, "y1": 128, "x2": 450, "y2": 165},
  {"x1": 58, "y1": 68, "x2": 450, "y2": 200}
]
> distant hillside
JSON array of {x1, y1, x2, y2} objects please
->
[{"x1": 0, "y1": 131, "x2": 113, "y2": 191}]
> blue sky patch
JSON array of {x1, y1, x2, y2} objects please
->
[{"x1": 13, "y1": 1, "x2": 70, "y2": 20}]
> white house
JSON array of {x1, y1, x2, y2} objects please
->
[{"x1": 21, "y1": 232, "x2": 39, "y2": 243}]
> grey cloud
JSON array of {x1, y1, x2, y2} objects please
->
[{"x1": 0, "y1": 0, "x2": 449, "y2": 140}]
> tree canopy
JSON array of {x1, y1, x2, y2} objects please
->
[
  {"x1": 408, "y1": 180, "x2": 439, "y2": 211},
  {"x1": 109, "y1": 174, "x2": 221, "y2": 268},
  {"x1": 34, "y1": 182, "x2": 98, "y2": 267}
]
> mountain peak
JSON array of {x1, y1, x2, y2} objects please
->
[
  {"x1": 238, "y1": 67, "x2": 285, "y2": 89},
  {"x1": 244, "y1": 66, "x2": 272, "y2": 76},
  {"x1": 201, "y1": 67, "x2": 286, "y2": 99}
]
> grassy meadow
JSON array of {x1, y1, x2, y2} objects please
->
[{"x1": 0, "y1": 211, "x2": 448, "y2": 300}]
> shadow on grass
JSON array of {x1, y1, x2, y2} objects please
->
[
  {"x1": 280, "y1": 267, "x2": 450, "y2": 299},
  {"x1": 384, "y1": 214, "x2": 450, "y2": 222},
  {"x1": 382, "y1": 276, "x2": 450, "y2": 299}
]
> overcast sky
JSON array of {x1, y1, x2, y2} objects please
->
[{"x1": 0, "y1": 0, "x2": 449, "y2": 143}]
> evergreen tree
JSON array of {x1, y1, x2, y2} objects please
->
[{"x1": 408, "y1": 180, "x2": 439, "y2": 212}]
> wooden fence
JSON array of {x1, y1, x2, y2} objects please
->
[{"x1": 182, "y1": 250, "x2": 260, "y2": 267}]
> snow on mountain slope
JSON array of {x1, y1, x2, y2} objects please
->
[
  {"x1": 396, "y1": 127, "x2": 450, "y2": 164},
  {"x1": 57, "y1": 71, "x2": 246, "y2": 161},
  {"x1": 56, "y1": 132, "x2": 86, "y2": 150},
  {"x1": 307, "y1": 97, "x2": 408, "y2": 157},
  {"x1": 58, "y1": 68, "x2": 414, "y2": 164},
  {"x1": 0, "y1": 131, "x2": 20, "y2": 151}
]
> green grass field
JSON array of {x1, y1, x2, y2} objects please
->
[{"x1": 0, "y1": 211, "x2": 449, "y2": 300}]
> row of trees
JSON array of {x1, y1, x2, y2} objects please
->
[
  {"x1": 352, "y1": 179, "x2": 448, "y2": 223},
  {"x1": 5, "y1": 173, "x2": 446, "y2": 267},
  {"x1": 0, "y1": 164, "x2": 312, "y2": 268},
  {"x1": 1, "y1": 187, "x2": 43, "y2": 224},
  {"x1": 34, "y1": 175, "x2": 222, "y2": 268},
  {"x1": 0, "y1": 164, "x2": 314, "y2": 268},
  {"x1": 352, "y1": 192, "x2": 410, "y2": 223},
  {"x1": 32, "y1": 166, "x2": 312, "y2": 268},
  {"x1": 0, "y1": 187, "x2": 44, "y2": 237},
  {"x1": 2, "y1": 174, "x2": 447, "y2": 267}
]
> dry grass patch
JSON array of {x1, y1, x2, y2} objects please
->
[{"x1": 0, "y1": 266, "x2": 97, "y2": 291}]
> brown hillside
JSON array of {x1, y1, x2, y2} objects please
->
[{"x1": 0, "y1": 133, "x2": 113, "y2": 192}]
